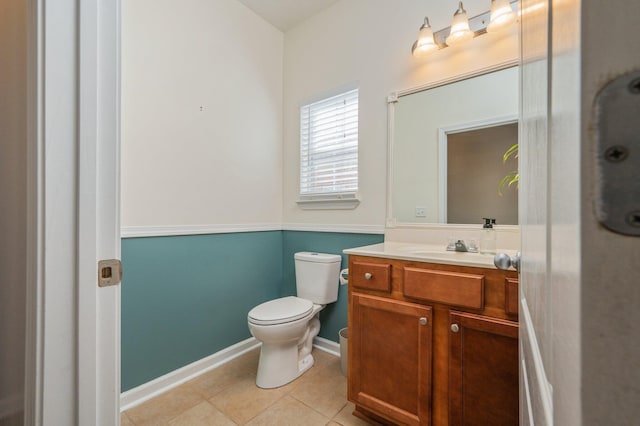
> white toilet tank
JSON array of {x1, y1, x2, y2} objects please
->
[{"x1": 294, "y1": 252, "x2": 341, "y2": 304}]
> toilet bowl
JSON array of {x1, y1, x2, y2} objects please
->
[
  {"x1": 248, "y1": 297, "x2": 323, "y2": 388},
  {"x1": 247, "y1": 252, "x2": 341, "y2": 388}
]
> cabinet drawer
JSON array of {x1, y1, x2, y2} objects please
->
[
  {"x1": 351, "y1": 262, "x2": 391, "y2": 292},
  {"x1": 403, "y1": 267, "x2": 484, "y2": 309},
  {"x1": 505, "y1": 278, "x2": 519, "y2": 315}
]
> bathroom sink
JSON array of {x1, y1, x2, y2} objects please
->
[
  {"x1": 387, "y1": 243, "x2": 496, "y2": 267},
  {"x1": 402, "y1": 249, "x2": 485, "y2": 259},
  {"x1": 393, "y1": 245, "x2": 475, "y2": 256},
  {"x1": 344, "y1": 243, "x2": 500, "y2": 268}
]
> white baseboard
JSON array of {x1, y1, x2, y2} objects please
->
[
  {"x1": 313, "y1": 336, "x2": 341, "y2": 357},
  {"x1": 120, "y1": 336, "x2": 344, "y2": 412},
  {"x1": 120, "y1": 338, "x2": 260, "y2": 411},
  {"x1": 0, "y1": 392, "x2": 23, "y2": 419}
]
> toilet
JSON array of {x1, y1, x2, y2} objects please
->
[{"x1": 247, "y1": 252, "x2": 341, "y2": 388}]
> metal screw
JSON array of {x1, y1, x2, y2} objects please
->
[
  {"x1": 604, "y1": 145, "x2": 629, "y2": 163},
  {"x1": 629, "y1": 78, "x2": 640, "y2": 94},
  {"x1": 627, "y1": 211, "x2": 640, "y2": 227}
]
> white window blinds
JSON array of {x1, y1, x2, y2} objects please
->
[{"x1": 300, "y1": 88, "x2": 358, "y2": 198}]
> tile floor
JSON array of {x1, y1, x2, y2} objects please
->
[{"x1": 121, "y1": 348, "x2": 372, "y2": 426}]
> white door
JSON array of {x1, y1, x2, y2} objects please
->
[
  {"x1": 520, "y1": 0, "x2": 640, "y2": 424},
  {"x1": 31, "y1": 0, "x2": 121, "y2": 424},
  {"x1": 519, "y1": 0, "x2": 583, "y2": 423},
  {"x1": 519, "y1": 0, "x2": 556, "y2": 422}
]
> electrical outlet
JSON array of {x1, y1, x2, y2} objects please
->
[{"x1": 415, "y1": 207, "x2": 427, "y2": 217}]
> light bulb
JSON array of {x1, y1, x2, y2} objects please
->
[
  {"x1": 487, "y1": 0, "x2": 516, "y2": 33},
  {"x1": 412, "y1": 17, "x2": 438, "y2": 58},
  {"x1": 446, "y1": 2, "x2": 474, "y2": 46}
]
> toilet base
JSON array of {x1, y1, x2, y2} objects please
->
[
  {"x1": 255, "y1": 344, "x2": 315, "y2": 389},
  {"x1": 298, "y1": 353, "x2": 314, "y2": 373},
  {"x1": 254, "y1": 314, "x2": 321, "y2": 389}
]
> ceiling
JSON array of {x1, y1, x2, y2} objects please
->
[{"x1": 236, "y1": 0, "x2": 340, "y2": 32}]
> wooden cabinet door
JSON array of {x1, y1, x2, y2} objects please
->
[
  {"x1": 449, "y1": 311, "x2": 519, "y2": 426},
  {"x1": 349, "y1": 293, "x2": 433, "y2": 426}
]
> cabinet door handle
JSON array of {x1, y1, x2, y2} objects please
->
[
  {"x1": 364, "y1": 272, "x2": 372, "y2": 280},
  {"x1": 451, "y1": 323, "x2": 460, "y2": 333},
  {"x1": 419, "y1": 317, "x2": 428, "y2": 325}
]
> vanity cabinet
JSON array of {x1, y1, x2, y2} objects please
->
[
  {"x1": 350, "y1": 293, "x2": 432, "y2": 425},
  {"x1": 449, "y1": 312, "x2": 519, "y2": 425},
  {"x1": 347, "y1": 255, "x2": 518, "y2": 426}
]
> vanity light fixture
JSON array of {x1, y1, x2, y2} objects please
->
[
  {"x1": 411, "y1": 0, "x2": 518, "y2": 58},
  {"x1": 446, "y1": 2, "x2": 474, "y2": 46},
  {"x1": 411, "y1": 17, "x2": 438, "y2": 58},
  {"x1": 487, "y1": 0, "x2": 517, "y2": 33}
]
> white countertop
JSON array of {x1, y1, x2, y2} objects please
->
[{"x1": 343, "y1": 242, "x2": 515, "y2": 269}]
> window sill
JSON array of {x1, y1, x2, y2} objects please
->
[{"x1": 296, "y1": 196, "x2": 360, "y2": 210}]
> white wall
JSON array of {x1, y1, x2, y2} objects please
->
[
  {"x1": 283, "y1": 0, "x2": 518, "y2": 226},
  {"x1": 0, "y1": 0, "x2": 27, "y2": 422},
  {"x1": 121, "y1": 0, "x2": 284, "y2": 227},
  {"x1": 122, "y1": 0, "x2": 519, "y2": 230}
]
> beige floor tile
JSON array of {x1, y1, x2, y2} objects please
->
[
  {"x1": 125, "y1": 383, "x2": 204, "y2": 426},
  {"x1": 244, "y1": 395, "x2": 329, "y2": 426},
  {"x1": 277, "y1": 350, "x2": 341, "y2": 394},
  {"x1": 311, "y1": 348, "x2": 339, "y2": 368},
  {"x1": 120, "y1": 412, "x2": 135, "y2": 426},
  {"x1": 227, "y1": 348, "x2": 260, "y2": 372},
  {"x1": 127, "y1": 346, "x2": 349, "y2": 426},
  {"x1": 189, "y1": 362, "x2": 248, "y2": 399},
  {"x1": 275, "y1": 366, "x2": 316, "y2": 394},
  {"x1": 288, "y1": 360, "x2": 348, "y2": 418},
  {"x1": 209, "y1": 377, "x2": 287, "y2": 424},
  {"x1": 167, "y1": 401, "x2": 236, "y2": 426},
  {"x1": 319, "y1": 352, "x2": 345, "y2": 377},
  {"x1": 332, "y1": 402, "x2": 374, "y2": 426},
  {"x1": 189, "y1": 348, "x2": 262, "y2": 399}
]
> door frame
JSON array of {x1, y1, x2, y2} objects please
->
[
  {"x1": 25, "y1": 0, "x2": 121, "y2": 423},
  {"x1": 77, "y1": 0, "x2": 122, "y2": 423}
]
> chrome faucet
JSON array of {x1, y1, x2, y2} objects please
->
[
  {"x1": 455, "y1": 240, "x2": 469, "y2": 252},
  {"x1": 446, "y1": 239, "x2": 478, "y2": 253}
]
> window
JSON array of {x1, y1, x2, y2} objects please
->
[{"x1": 298, "y1": 87, "x2": 359, "y2": 209}]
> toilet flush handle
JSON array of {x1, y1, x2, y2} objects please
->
[
  {"x1": 364, "y1": 272, "x2": 373, "y2": 280},
  {"x1": 339, "y1": 269, "x2": 349, "y2": 285}
]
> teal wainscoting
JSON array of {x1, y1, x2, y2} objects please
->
[
  {"x1": 281, "y1": 231, "x2": 384, "y2": 343},
  {"x1": 121, "y1": 231, "x2": 282, "y2": 392}
]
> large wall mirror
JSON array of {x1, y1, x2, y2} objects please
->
[{"x1": 387, "y1": 65, "x2": 519, "y2": 227}]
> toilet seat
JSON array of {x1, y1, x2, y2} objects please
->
[{"x1": 248, "y1": 296, "x2": 313, "y2": 326}]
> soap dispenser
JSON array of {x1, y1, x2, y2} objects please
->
[{"x1": 480, "y1": 218, "x2": 497, "y2": 255}]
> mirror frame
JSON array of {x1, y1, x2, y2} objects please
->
[{"x1": 386, "y1": 60, "x2": 520, "y2": 230}]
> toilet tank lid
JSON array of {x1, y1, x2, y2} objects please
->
[{"x1": 294, "y1": 252, "x2": 341, "y2": 263}]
